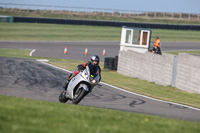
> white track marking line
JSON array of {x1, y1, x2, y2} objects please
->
[
  {"x1": 29, "y1": 49, "x2": 36, "y2": 56},
  {"x1": 100, "y1": 82, "x2": 200, "y2": 111},
  {"x1": 34, "y1": 57, "x2": 200, "y2": 112},
  {"x1": 39, "y1": 61, "x2": 72, "y2": 73}
]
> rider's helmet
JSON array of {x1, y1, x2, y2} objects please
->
[{"x1": 91, "y1": 55, "x2": 100, "y2": 66}]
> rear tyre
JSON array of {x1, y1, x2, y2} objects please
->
[
  {"x1": 72, "y1": 88, "x2": 88, "y2": 104},
  {"x1": 58, "y1": 91, "x2": 69, "y2": 103}
]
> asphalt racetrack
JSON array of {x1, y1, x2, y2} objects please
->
[
  {"x1": 1, "y1": 41, "x2": 200, "y2": 61},
  {"x1": 0, "y1": 41, "x2": 200, "y2": 122}
]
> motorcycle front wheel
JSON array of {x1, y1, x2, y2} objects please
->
[
  {"x1": 72, "y1": 88, "x2": 88, "y2": 104},
  {"x1": 58, "y1": 91, "x2": 69, "y2": 103}
]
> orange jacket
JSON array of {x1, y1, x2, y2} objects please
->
[{"x1": 154, "y1": 39, "x2": 160, "y2": 47}]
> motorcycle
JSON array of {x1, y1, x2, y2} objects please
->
[{"x1": 59, "y1": 65, "x2": 100, "y2": 104}]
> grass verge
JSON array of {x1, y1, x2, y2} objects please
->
[
  {"x1": 1, "y1": 95, "x2": 200, "y2": 133},
  {"x1": 164, "y1": 50, "x2": 200, "y2": 55},
  {"x1": 1, "y1": 23, "x2": 200, "y2": 42}
]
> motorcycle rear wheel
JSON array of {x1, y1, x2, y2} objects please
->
[
  {"x1": 59, "y1": 91, "x2": 69, "y2": 103},
  {"x1": 72, "y1": 88, "x2": 88, "y2": 104}
]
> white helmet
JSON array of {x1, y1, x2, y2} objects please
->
[{"x1": 91, "y1": 55, "x2": 100, "y2": 65}]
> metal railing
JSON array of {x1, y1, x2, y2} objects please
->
[{"x1": 0, "y1": 3, "x2": 199, "y2": 21}]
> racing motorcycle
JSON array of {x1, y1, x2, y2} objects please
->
[{"x1": 59, "y1": 65, "x2": 100, "y2": 104}]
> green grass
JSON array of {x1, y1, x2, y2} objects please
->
[
  {"x1": 152, "y1": 29, "x2": 200, "y2": 42},
  {"x1": 0, "y1": 49, "x2": 31, "y2": 58},
  {"x1": 1, "y1": 23, "x2": 200, "y2": 42},
  {"x1": 164, "y1": 50, "x2": 200, "y2": 55},
  {"x1": 0, "y1": 23, "x2": 121, "y2": 41},
  {"x1": 1, "y1": 95, "x2": 200, "y2": 133}
]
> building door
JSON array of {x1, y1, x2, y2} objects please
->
[{"x1": 140, "y1": 30, "x2": 150, "y2": 46}]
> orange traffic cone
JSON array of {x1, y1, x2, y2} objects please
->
[
  {"x1": 102, "y1": 49, "x2": 106, "y2": 56},
  {"x1": 85, "y1": 48, "x2": 88, "y2": 55},
  {"x1": 64, "y1": 47, "x2": 67, "y2": 54}
]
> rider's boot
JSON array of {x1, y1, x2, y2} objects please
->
[
  {"x1": 63, "y1": 73, "x2": 73, "y2": 90},
  {"x1": 63, "y1": 73, "x2": 76, "y2": 90},
  {"x1": 63, "y1": 80, "x2": 70, "y2": 90}
]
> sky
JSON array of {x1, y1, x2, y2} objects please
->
[{"x1": 1, "y1": 0, "x2": 200, "y2": 14}]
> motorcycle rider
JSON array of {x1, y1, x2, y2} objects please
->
[{"x1": 63, "y1": 55, "x2": 101, "y2": 90}]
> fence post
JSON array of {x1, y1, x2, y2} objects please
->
[
  {"x1": 112, "y1": 10, "x2": 113, "y2": 16},
  {"x1": 86, "y1": 8, "x2": 88, "y2": 15},
  {"x1": 179, "y1": 13, "x2": 181, "y2": 19},
  {"x1": 146, "y1": 12, "x2": 148, "y2": 18},
  {"x1": 188, "y1": 13, "x2": 190, "y2": 20},
  {"x1": 35, "y1": 5, "x2": 37, "y2": 13},
  {"x1": 20, "y1": 5, "x2": 21, "y2": 12},
  {"x1": 103, "y1": 9, "x2": 105, "y2": 16},
  {"x1": 27, "y1": 5, "x2": 29, "y2": 13},
  {"x1": 171, "y1": 56, "x2": 178, "y2": 87},
  {"x1": 163, "y1": 12, "x2": 165, "y2": 18},
  {"x1": 4, "y1": 4, "x2": 6, "y2": 11},
  {"x1": 77, "y1": 7, "x2": 80, "y2": 14},
  {"x1": 154, "y1": 12, "x2": 156, "y2": 18},
  {"x1": 61, "y1": 6, "x2": 63, "y2": 14},
  {"x1": 51, "y1": 5, "x2": 54, "y2": 13},
  {"x1": 12, "y1": 4, "x2": 14, "y2": 11},
  {"x1": 171, "y1": 13, "x2": 174, "y2": 19}
]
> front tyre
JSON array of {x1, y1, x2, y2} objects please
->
[
  {"x1": 59, "y1": 91, "x2": 69, "y2": 103},
  {"x1": 72, "y1": 88, "x2": 88, "y2": 104}
]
